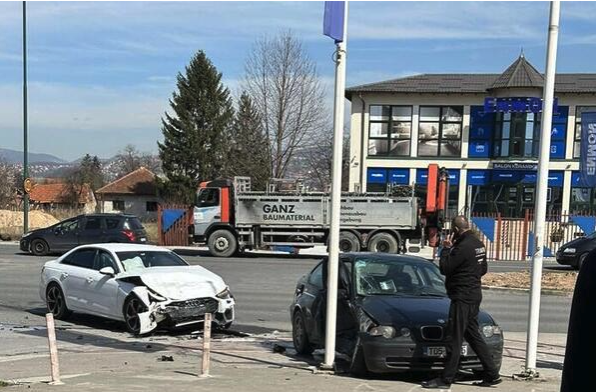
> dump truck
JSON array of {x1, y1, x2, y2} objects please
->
[{"x1": 191, "y1": 164, "x2": 450, "y2": 257}]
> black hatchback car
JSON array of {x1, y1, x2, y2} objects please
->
[
  {"x1": 290, "y1": 253, "x2": 503, "y2": 375},
  {"x1": 20, "y1": 214, "x2": 148, "y2": 256},
  {"x1": 556, "y1": 232, "x2": 596, "y2": 270}
]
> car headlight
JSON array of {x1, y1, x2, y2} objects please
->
[
  {"x1": 482, "y1": 325, "x2": 502, "y2": 338},
  {"x1": 216, "y1": 288, "x2": 233, "y2": 299},
  {"x1": 368, "y1": 326, "x2": 396, "y2": 338},
  {"x1": 563, "y1": 248, "x2": 576, "y2": 254}
]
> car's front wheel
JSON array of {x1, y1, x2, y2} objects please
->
[
  {"x1": 46, "y1": 283, "x2": 72, "y2": 320},
  {"x1": 31, "y1": 239, "x2": 49, "y2": 256},
  {"x1": 123, "y1": 295, "x2": 149, "y2": 335},
  {"x1": 292, "y1": 310, "x2": 314, "y2": 355}
]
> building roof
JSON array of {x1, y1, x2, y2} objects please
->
[
  {"x1": 346, "y1": 55, "x2": 596, "y2": 98},
  {"x1": 96, "y1": 167, "x2": 158, "y2": 196},
  {"x1": 29, "y1": 183, "x2": 93, "y2": 204}
]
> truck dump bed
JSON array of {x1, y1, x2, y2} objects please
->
[{"x1": 235, "y1": 193, "x2": 418, "y2": 229}]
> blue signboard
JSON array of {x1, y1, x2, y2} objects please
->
[
  {"x1": 367, "y1": 168, "x2": 386, "y2": 184},
  {"x1": 484, "y1": 97, "x2": 559, "y2": 114},
  {"x1": 572, "y1": 172, "x2": 582, "y2": 187},
  {"x1": 550, "y1": 141, "x2": 565, "y2": 159},
  {"x1": 468, "y1": 141, "x2": 491, "y2": 158},
  {"x1": 388, "y1": 169, "x2": 410, "y2": 185},
  {"x1": 579, "y1": 112, "x2": 596, "y2": 187},
  {"x1": 416, "y1": 169, "x2": 459, "y2": 185},
  {"x1": 467, "y1": 169, "x2": 490, "y2": 186}
]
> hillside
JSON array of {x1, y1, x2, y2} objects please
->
[{"x1": 0, "y1": 148, "x2": 66, "y2": 164}]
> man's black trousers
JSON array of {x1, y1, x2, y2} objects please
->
[{"x1": 442, "y1": 300, "x2": 499, "y2": 383}]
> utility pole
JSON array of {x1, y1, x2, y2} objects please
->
[
  {"x1": 23, "y1": 1, "x2": 29, "y2": 233},
  {"x1": 322, "y1": 1, "x2": 348, "y2": 370},
  {"x1": 525, "y1": 0, "x2": 560, "y2": 377}
]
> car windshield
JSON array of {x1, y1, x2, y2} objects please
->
[
  {"x1": 117, "y1": 251, "x2": 188, "y2": 272},
  {"x1": 354, "y1": 256, "x2": 447, "y2": 297}
]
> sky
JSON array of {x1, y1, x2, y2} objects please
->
[{"x1": 1, "y1": 1, "x2": 596, "y2": 161}]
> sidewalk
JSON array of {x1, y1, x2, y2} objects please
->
[{"x1": 0, "y1": 320, "x2": 565, "y2": 392}]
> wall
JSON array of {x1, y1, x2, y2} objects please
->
[{"x1": 99, "y1": 194, "x2": 162, "y2": 221}]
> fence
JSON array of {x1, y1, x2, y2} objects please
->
[
  {"x1": 157, "y1": 204, "x2": 194, "y2": 246},
  {"x1": 455, "y1": 210, "x2": 596, "y2": 261}
]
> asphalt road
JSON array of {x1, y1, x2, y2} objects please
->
[{"x1": 0, "y1": 243, "x2": 572, "y2": 334}]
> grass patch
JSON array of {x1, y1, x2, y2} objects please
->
[
  {"x1": 0, "y1": 380, "x2": 12, "y2": 387},
  {"x1": 484, "y1": 271, "x2": 577, "y2": 292}
]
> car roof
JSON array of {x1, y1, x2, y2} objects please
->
[
  {"x1": 342, "y1": 252, "x2": 433, "y2": 265},
  {"x1": 72, "y1": 243, "x2": 170, "y2": 253},
  {"x1": 77, "y1": 213, "x2": 137, "y2": 218}
]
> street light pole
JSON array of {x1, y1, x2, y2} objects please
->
[
  {"x1": 22, "y1": 1, "x2": 29, "y2": 233},
  {"x1": 322, "y1": 2, "x2": 348, "y2": 370},
  {"x1": 525, "y1": 0, "x2": 560, "y2": 376}
]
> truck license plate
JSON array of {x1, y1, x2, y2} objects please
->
[{"x1": 424, "y1": 345, "x2": 468, "y2": 357}]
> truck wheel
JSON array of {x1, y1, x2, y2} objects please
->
[
  {"x1": 339, "y1": 232, "x2": 360, "y2": 253},
  {"x1": 368, "y1": 232, "x2": 398, "y2": 254},
  {"x1": 208, "y1": 230, "x2": 237, "y2": 257}
]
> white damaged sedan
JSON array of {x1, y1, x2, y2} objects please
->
[{"x1": 40, "y1": 243, "x2": 235, "y2": 335}]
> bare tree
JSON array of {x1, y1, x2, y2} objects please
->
[
  {"x1": 0, "y1": 160, "x2": 18, "y2": 209},
  {"x1": 115, "y1": 144, "x2": 161, "y2": 177},
  {"x1": 302, "y1": 129, "x2": 350, "y2": 191},
  {"x1": 243, "y1": 31, "x2": 328, "y2": 179}
]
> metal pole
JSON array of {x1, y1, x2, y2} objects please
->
[
  {"x1": 200, "y1": 313, "x2": 212, "y2": 377},
  {"x1": 322, "y1": 2, "x2": 348, "y2": 370},
  {"x1": 45, "y1": 313, "x2": 63, "y2": 385},
  {"x1": 466, "y1": 185, "x2": 473, "y2": 222},
  {"x1": 525, "y1": 0, "x2": 560, "y2": 376},
  {"x1": 22, "y1": 1, "x2": 29, "y2": 233}
]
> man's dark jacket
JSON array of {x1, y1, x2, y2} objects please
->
[{"x1": 439, "y1": 230, "x2": 488, "y2": 303}]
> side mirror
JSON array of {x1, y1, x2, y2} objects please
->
[{"x1": 99, "y1": 266, "x2": 115, "y2": 276}]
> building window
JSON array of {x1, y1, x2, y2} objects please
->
[
  {"x1": 571, "y1": 172, "x2": 596, "y2": 214},
  {"x1": 493, "y1": 112, "x2": 539, "y2": 158},
  {"x1": 146, "y1": 201, "x2": 158, "y2": 212},
  {"x1": 368, "y1": 105, "x2": 412, "y2": 157},
  {"x1": 573, "y1": 106, "x2": 596, "y2": 158},
  {"x1": 112, "y1": 200, "x2": 125, "y2": 211},
  {"x1": 418, "y1": 106, "x2": 463, "y2": 157}
]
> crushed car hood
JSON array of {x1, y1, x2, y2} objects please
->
[
  {"x1": 360, "y1": 296, "x2": 494, "y2": 326},
  {"x1": 118, "y1": 266, "x2": 226, "y2": 300}
]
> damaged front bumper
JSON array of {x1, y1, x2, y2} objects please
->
[{"x1": 133, "y1": 287, "x2": 235, "y2": 334}]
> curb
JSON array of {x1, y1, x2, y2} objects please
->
[{"x1": 482, "y1": 285, "x2": 572, "y2": 297}]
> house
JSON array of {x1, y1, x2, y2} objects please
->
[
  {"x1": 346, "y1": 54, "x2": 596, "y2": 217},
  {"x1": 95, "y1": 167, "x2": 162, "y2": 220},
  {"x1": 29, "y1": 182, "x2": 96, "y2": 213}
]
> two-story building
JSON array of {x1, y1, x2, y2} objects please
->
[{"x1": 346, "y1": 55, "x2": 596, "y2": 218}]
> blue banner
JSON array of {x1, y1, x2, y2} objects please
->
[
  {"x1": 323, "y1": 1, "x2": 345, "y2": 43},
  {"x1": 580, "y1": 112, "x2": 596, "y2": 187}
]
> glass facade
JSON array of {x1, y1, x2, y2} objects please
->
[
  {"x1": 418, "y1": 106, "x2": 463, "y2": 157},
  {"x1": 368, "y1": 106, "x2": 412, "y2": 157},
  {"x1": 573, "y1": 106, "x2": 596, "y2": 158}
]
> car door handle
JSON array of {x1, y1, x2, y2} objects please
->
[{"x1": 86, "y1": 277, "x2": 95, "y2": 283}]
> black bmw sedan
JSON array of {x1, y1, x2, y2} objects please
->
[
  {"x1": 556, "y1": 232, "x2": 596, "y2": 270},
  {"x1": 290, "y1": 253, "x2": 503, "y2": 375}
]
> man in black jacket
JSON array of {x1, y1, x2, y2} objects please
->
[{"x1": 422, "y1": 216, "x2": 501, "y2": 389}]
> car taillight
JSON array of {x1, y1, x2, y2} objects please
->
[{"x1": 122, "y1": 229, "x2": 136, "y2": 242}]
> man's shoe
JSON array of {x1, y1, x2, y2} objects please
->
[
  {"x1": 473, "y1": 377, "x2": 503, "y2": 387},
  {"x1": 421, "y1": 378, "x2": 451, "y2": 389}
]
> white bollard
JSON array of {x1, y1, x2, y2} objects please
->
[
  {"x1": 200, "y1": 313, "x2": 212, "y2": 378},
  {"x1": 45, "y1": 313, "x2": 63, "y2": 385}
]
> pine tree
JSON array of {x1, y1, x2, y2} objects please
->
[
  {"x1": 158, "y1": 51, "x2": 234, "y2": 202},
  {"x1": 229, "y1": 92, "x2": 271, "y2": 190}
]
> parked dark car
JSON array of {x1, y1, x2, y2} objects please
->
[
  {"x1": 556, "y1": 232, "x2": 596, "y2": 270},
  {"x1": 20, "y1": 214, "x2": 148, "y2": 256},
  {"x1": 290, "y1": 253, "x2": 503, "y2": 376}
]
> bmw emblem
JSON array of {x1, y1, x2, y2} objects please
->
[{"x1": 437, "y1": 319, "x2": 446, "y2": 324}]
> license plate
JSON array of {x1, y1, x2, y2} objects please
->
[{"x1": 424, "y1": 345, "x2": 468, "y2": 357}]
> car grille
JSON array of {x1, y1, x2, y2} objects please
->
[
  {"x1": 175, "y1": 298, "x2": 219, "y2": 313},
  {"x1": 420, "y1": 326, "x2": 444, "y2": 341}
]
